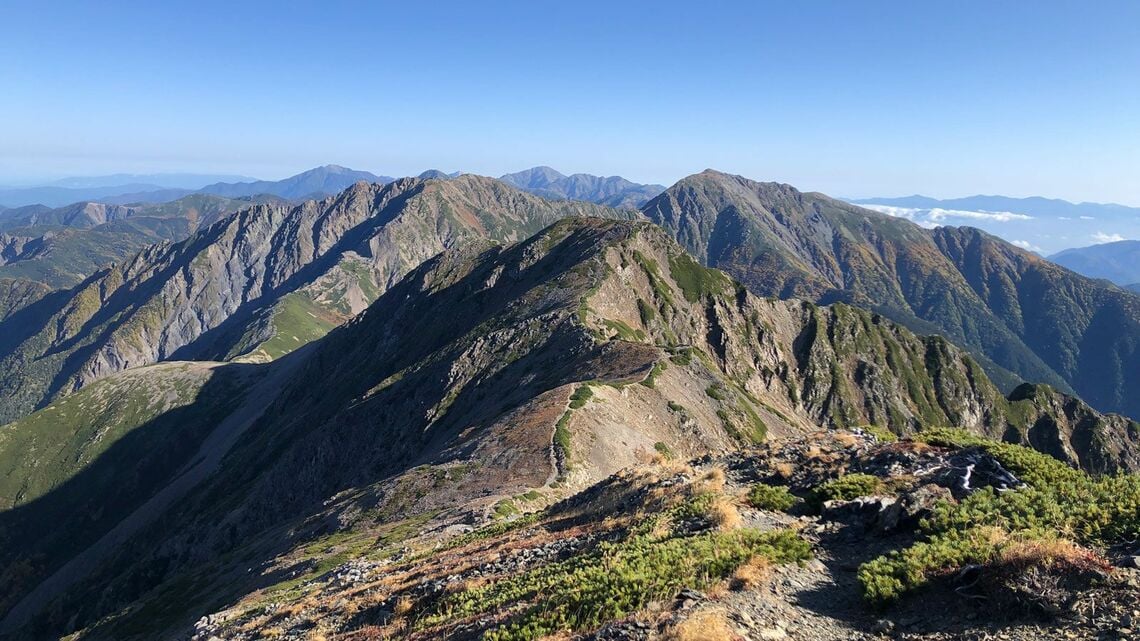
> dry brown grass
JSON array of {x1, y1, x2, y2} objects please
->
[
  {"x1": 730, "y1": 554, "x2": 773, "y2": 590},
  {"x1": 707, "y1": 496, "x2": 742, "y2": 531},
  {"x1": 259, "y1": 627, "x2": 285, "y2": 639},
  {"x1": 662, "y1": 609, "x2": 738, "y2": 641},
  {"x1": 833, "y1": 432, "x2": 859, "y2": 448},
  {"x1": 996, "y1": 537, "x2": 1110, "y2": 572},
  {"x1": 694, "y1": 467, "x2": 726, "y2": 494},
  {"x1": 393, "y1": 595, "x2": 414, "y2": 617},
  {"x1": 773, "y1": 461, "x2": 795, "y2": 479}
]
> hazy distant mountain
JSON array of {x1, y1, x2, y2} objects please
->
[
  {"x1": 644, "y1": 170, "x2": 1140, "y2": 420},
  {"x1": 500, "y1": 166, "x2": 665, "y2": 208},
  {"x1": 43, "y1": 173, "x2": 255, "y2": 189},
  {"x1": 1047, "y1": 240, "x2": 1140, "y2": 285},
  {"x1": 853, "y1": 194, "x2": 1140, "y2": 219},
  {"x1": 417, "y1": 169, "x2": 462, "y2": 179},
  {"x1": 0, "y1": 165, "x2": 394, "y2": 208},
  {"x1": 851, "y1": 194, "x2": 1140, "y2": 255},
  {"x1": 196, "y1": 164, "x2": 393, "y2": 200}
]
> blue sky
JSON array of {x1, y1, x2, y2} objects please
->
[{"x1": 1, "y1": 1, "x2": 1138, "y2": 203}]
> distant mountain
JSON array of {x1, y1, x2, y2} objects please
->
[
  {"x1": 196, "y1": 164, "x2": 394, "y2": 200},
  {"x1": 851, "y1": 194, "x2": 1140, "y2": 255},
  {"x1": 500, "y1": 166, "x2": 665, "y2": 208},
  {"x1": 642, "y1": 170, "x2": 1140, "y2": 420},
  {"x1": 3, "y1": 217, "x2": 1137, "y2": 639},
  {"x1": 1047, "y1": 240, "x2": 1140, "y2": 285},
  {"x1": 1127, "y1": 283, "x2": 1140, "y2": 293},
  {"x1": 417, "y1": 169, "x2": 460, "y2": 179},
  {"x1": 0, "y1": 165, "x2": 394, "y2": 208},
  {"x1": 43, "y1": 173, "x2": 256, "y2": 190},
  {"x1": 853, "y1": 194, "x2": 1140, "y2": 219},
  {"x1": 0, "y1": 176, "x2": 631, "y2": 424},
  {"x1": 0, "y1": 194, "x2": 284, "y2": 292}
]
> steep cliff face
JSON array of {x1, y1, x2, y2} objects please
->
[
  {"x1": 0, "y1": 177, "x2": 631, "y2": 424},
  {"x1": 4, "y1": 218, "x2": 1136, "y2": 640},
  {"x1": 641, "y1": 170, "x2": 1140, "y2": 420}
]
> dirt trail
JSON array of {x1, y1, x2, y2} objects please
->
[{"x1": 1, "y1": 349, "x2": 311, "y2": 634}]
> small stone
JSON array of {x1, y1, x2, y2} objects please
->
[{"x1": 871, "y1": 619, "x2": 895, "y2": 635}]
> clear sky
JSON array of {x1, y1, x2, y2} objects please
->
[{"x1": 1, "y1": 1, "x2": 1138, "y2": 203}]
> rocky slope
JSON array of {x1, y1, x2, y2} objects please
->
[
  {"x1": 0, "y1": 176, "x2": 630, "y2": 424},
  {"x1": 2, "y1": 218, "x2": 1136, "y2": 640},
  {"x1": 641, "y1": 170, "x2": 1140, "y2": 420}
]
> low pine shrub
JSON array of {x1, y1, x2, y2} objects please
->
[
  {"x1": 858, "y1": 429, "x2": 1140, "y2": 605},
  {"x1": 747, "y1": 483, "x2": 798, "y2": 512}
]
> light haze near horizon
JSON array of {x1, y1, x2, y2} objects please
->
[{"x1": 1, "y1": 1, "x2": 1138, "y2": 204}]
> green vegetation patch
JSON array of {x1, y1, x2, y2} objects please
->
[
  {"x1": 858, "y1": 429, "x2": 1140, "y2": 604},
  {"x1": 424, "y1": 525, "x2": 809, "y2": 641},
  {"x1": 553, "y1": 411, "x2": 573, "y2": 462},
  {"x1": 667, "y1": 251, "x2": 732, "y2": 302},
  {"x1": 601, "y1": 318, "x2": 646, "y2": 342},
  {"x1": 813, "y1": 473, "x2": 884, "y2": 504},
  {"x1": 632, "y1": 250, "x2": 675, "y2": 307},
  {"x1": 568, "y1": 385, "x2": 594, "y2": 409},
  {"x1": 252, "y1": 291, "x2": 342, "y2": 360},
  {"x1": 636, "y1": 298, "x2": 656, "y2": 325},
  {"x1": 748, "y1": 483, "x2": 799, "y2": 512},
  {"x1": 639, "y1": 360, "x2": 667, "y2": 388},
  {"x1": 669, "y1": 347, "x2": 693, "y2": 366},
  {"x1": 860, "y1": 425, "x2": 898, "y2": 443}
]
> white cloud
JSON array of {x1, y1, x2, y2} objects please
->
[
  {"x1": 1091, "y1": 231, "x2": 1126, "y2": 244},
  {"x1": 860, "y1": 204, "x2": 1032, "y2": 224},
  {"x1": 1080, "y1": 215, "x2": 1095, "y2": 220},
  {"x1": 1058, "y1": 216, "x2": 1071, "y2": 220},
  {"x1": 1011, "y1": 239, "x2": 1042, "y2": 252}
]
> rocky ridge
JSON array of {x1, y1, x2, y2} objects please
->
[{"x1": 0, "y1": 176, "x2": 632, "y2": 424}]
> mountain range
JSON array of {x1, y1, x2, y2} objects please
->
[
  {"x1": 1, "y1": 170, "x2": 1139, "y2": 640},
  {"x1": 0, "y1": 165, "x2": 663, "y2": 211},
  {"x1": 3, "y1": 213, "x2": 1137, "y2": 639},
  {"x1": 499, "y1": 166, "x2": 665, "y2": 208},
  {"x1": 644, "y1": 170, "x2": 1140, "y2": 420},
  {"x1": 0, "y1": 167, "x2": 669, "y2": 317},
  {"x1": 0, "y1": 176, "x2": 629, "y2": 425}
]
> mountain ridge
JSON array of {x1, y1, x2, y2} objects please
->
[
  {"x1": 642, "y1": 170, "x2": 1140, "y2": 420},
  {"x1": 0, "y1": 176, "x2": 633, "y2": 424}
]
